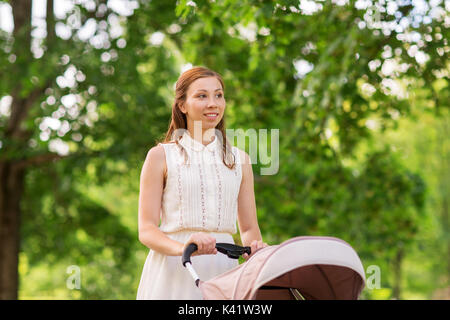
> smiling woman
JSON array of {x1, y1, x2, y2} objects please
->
[
  {"x1": 135, "y1": 66, "x2": 267, "y2": 299},
  {"x1": 161, "y1": 67, "x2": 236, "y2": 170},
  {"x1": 178, "y1": 76, "x2": 226, "y2": 136}
]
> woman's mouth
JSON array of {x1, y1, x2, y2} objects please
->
[{"x1": 204, "y1": 113, "x2": 219, "y2": 120}]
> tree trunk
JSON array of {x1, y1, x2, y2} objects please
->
[
  {"x1": 445, "y1": 196, "x2": 450, "y2": 286},
  {"x1": 0, "y1": 0, "x2": 31, "y2": 300},
  {"x1": 392, "y1": 248, "x2": 404, "y2": 300},
  {"x1": 0, "y1": 162, "x2": 25, "y2": 300},
  {"x1": 441, "y1": 118, "x2": 450, "y2": 286}
]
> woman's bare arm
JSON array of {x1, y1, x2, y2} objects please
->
[
  {"x1": 138, "y1": 145, "x2": 184, "y2": 256},
  {"x1": 237, "y1": 149, "x2": 264, "y2": 248}
]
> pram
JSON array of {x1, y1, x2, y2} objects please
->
[{"x1": 182, "y1": 236, "x2": 366, "y2": 300}]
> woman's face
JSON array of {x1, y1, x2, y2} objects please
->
[{"x1": 180, "y1": 76, "x2": 225, "y2": 133}]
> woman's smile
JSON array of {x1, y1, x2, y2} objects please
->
[{"x1": 204, "y1": 112, "x2": 219, "y2": 120}]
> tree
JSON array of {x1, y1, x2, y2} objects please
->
[
  {"x1": 0, "y1": 0, "x2": 448, "y2": 299},
  {"x1": 0, "y1": 0, "x2": 177, "y2": 299}
]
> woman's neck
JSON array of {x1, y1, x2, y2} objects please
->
[{"x1": 186, "y1": 124, "x2": 216, "y2": 146}]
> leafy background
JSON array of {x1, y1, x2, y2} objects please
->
[{"x1": 0, "y1": 0, "x2": 448, "y2": 299}]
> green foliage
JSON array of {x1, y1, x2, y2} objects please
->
[
  {"x1": 20, "y1": 160, "x2": 140, "y2": 298},
  {"x1": 0, "y1": 0, "x2": 447, "y2": 299}
]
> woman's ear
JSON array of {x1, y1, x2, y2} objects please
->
[{"x1": 178, "y1": 102, "x2": 186, "y2": 114}]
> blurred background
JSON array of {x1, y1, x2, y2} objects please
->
[{"x1": 0, "y1": 0, "x2": 448, "y2": 300}]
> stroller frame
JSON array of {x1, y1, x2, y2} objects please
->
[{"x1": 182, "y1": 236, "x2": 366, "y2": 300}]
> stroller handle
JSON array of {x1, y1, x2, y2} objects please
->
[{"x1": 182, "y1": 243, "x2": 251, "y2": 267}]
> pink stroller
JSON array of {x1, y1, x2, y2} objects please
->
[{"x1": 182, "y1": 236, "x2": 366, "y2": 300}]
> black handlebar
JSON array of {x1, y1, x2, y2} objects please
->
[
  {"x1": 216, "y1": 243, "x2": 252, "y2": 259},
  {"x1": 182, "y1": 243, "x2": 251, "y2": 267},
  {"x1": 182, "y1": 243, "x2": 198, "y2": 266}
]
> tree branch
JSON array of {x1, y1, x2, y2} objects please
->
[
  {"x1": 13, "y1": 149, "x2": 104, "y2": 170},
  {"x1": 5, "y1": 80, "x2": 52, "y2": 139},
  {"x1": 13, "y1": 152, "x2": 66, "y2": 170}
]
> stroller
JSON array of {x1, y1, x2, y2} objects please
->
[{"x1": 182, "y1": 236, "x2": 366, "y2": 300}]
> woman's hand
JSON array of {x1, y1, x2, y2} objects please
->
[
  {"x1": 242, "y1": 240, "x2": 268, "y2": 261},
  {"x1": 183, "y1": 232, "x2": 218, "y2": 256}
]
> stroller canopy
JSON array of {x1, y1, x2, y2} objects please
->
[{"x1": 199, "y1": 236, "x2": 366, "y2": 300}]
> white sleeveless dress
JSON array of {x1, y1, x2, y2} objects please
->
[{"x1": 136, "y1": 130, "x2": 243, "y2": 300}]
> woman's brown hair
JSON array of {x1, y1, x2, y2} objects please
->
[{"x1": 158, "y1": 66, "x2": 236, "y2": 170}]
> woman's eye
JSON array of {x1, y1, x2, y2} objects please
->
[{"x1": 198, "y1": 94, "x2": 223, "y2": 98}]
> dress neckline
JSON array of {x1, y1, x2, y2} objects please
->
[{"x1": 179, "y1": 130, "x2": 218, "y2": 153}]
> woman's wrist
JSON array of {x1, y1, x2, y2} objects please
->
[{"x1": 177, "y1": 241, "x2": 185, "y2": 256}]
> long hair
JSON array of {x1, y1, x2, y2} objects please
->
[{"x1": 159, "y1": 66, "x2": 236, "y2": 170}]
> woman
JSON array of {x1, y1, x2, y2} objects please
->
[{"x1": 136, "y1": 66, "x2": 266, "y2": 299}]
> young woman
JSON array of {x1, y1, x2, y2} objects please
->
[{"x1": 136, "y1": 66, "x2": 267, "y2": 299}]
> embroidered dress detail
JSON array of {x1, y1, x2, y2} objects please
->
[
  {"x1": 154, "y1": 130, "x2": 242, "y2": 234},
  {"x1": 212, "y1": 150, "x2": 223, "y2": 232},
  {"x1": 136, "y1": 130, "x2": 243, "y2": 300},
  {"x1": 176, "y1": 162, "x2": 183, "y2": 228},
  {"x1": 197, "y1": 162, "x2": 207, "y2": 229}
]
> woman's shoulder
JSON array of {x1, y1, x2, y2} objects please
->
[
  {"x1": 145, "y1": 144, "x2": 166, "y2": 165},
  {"x1": 152, "y1": 140, "x2": 177, "y2": 151},
  {"x1": 148, "y1": 140, "x2": 178, "y2": 158},
  {"x1": 144, "y1": 144, "x2": 169, "y2": 177},
  {"x1": 232, "y1": 146, "x2": 250, "y2": 165}
]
